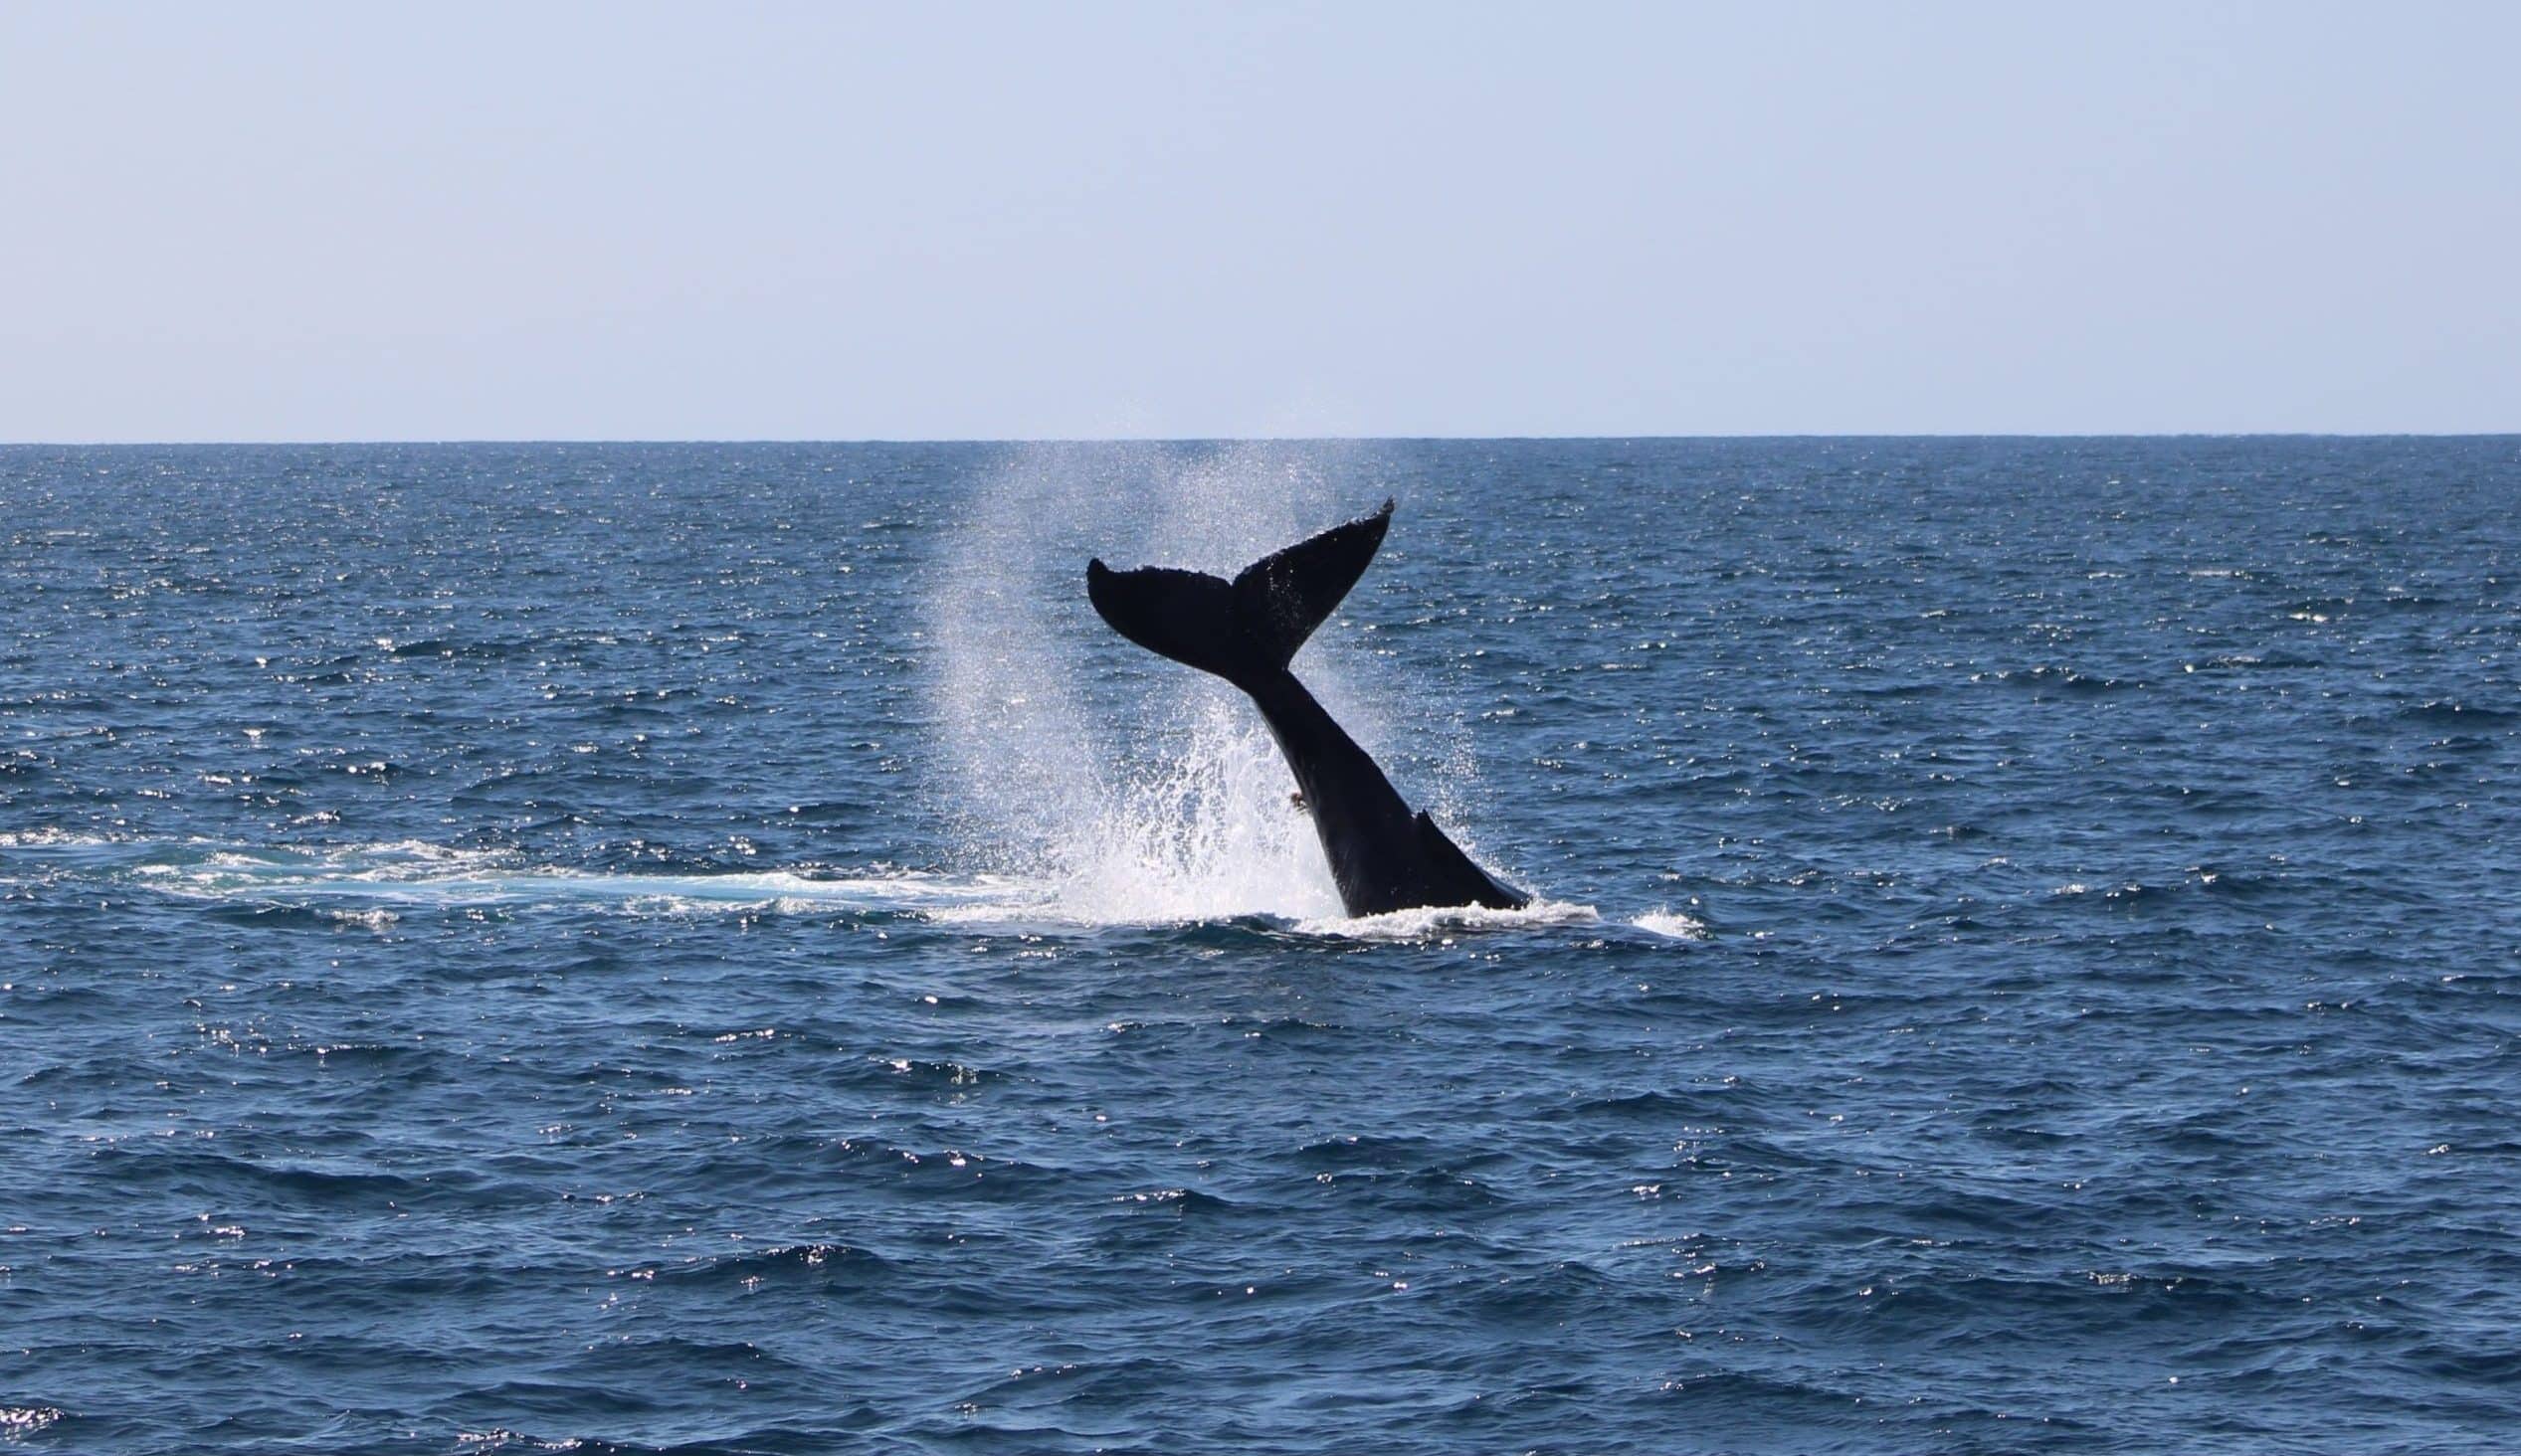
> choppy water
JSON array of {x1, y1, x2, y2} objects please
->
[{"x1": 3, "y1": 439, "x2": 2518, "y2": 1454}]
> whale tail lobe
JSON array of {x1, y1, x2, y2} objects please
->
[{"x1": 1086, "y1": 498, "x2": 1393, "y2": 687}]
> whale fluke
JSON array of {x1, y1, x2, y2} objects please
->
[
  {"x1": 1086, "y1": 499, "x2": 1527, "y2": 918},
  {"x1": 1086, "y1": 498, "x2": 1392, "y2": 688}
]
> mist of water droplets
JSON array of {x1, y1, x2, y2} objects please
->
[{"x1": 925, "y1": 444, "x2": 1399, "y2": 924}]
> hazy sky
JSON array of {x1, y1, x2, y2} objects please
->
[{"x1": 4, "y1": 2, "x2": 2516, "y2": 441}]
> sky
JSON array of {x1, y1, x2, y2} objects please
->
[{"x1": 3, "y1": 2, "x2": 2516, "y2": 442}]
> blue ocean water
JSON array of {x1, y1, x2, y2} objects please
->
[{"x1": 2, "y1": 438, "x2": 2517, "y2": 1454}]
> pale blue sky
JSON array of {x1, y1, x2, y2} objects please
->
[{"x1": 4, "y1": 2, "x2": 2515, "y2": 441}]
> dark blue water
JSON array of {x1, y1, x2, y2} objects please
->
[{"x1": 4, "y1": 439, "x2": 2518, "y2": 1454}]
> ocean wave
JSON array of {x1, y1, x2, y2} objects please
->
[
  {"x1": 619, "y1": 1241, "x2": 892, "y2": 1291},
  {"x1": 17, "y1": 439, "x2": 2521, "y2": 1455}
]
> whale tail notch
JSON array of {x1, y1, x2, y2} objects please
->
[{"x1": 1087, "y1": 498, "x2": 1394, "y2": 686}]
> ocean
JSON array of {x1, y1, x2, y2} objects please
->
[{"x1": 2, "y1": 438, "x2": 2516, "y2": 1453}]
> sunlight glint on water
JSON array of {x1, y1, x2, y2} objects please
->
[{"x1": 6, "y1": 439, "x2": 2517, "y2": 1455}]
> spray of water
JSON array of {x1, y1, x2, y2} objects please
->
[{"x1": 924, "y1": 442, "x2": 1423, "y2": 924}]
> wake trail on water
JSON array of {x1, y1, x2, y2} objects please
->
[{"x1": 0, "y1": 835, "x2": 1693, "y2": 939}]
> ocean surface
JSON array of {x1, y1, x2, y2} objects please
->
[{"x1": 3, "y1": 438, "x2": 2517, "y2": 1454}]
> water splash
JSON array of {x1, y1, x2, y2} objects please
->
[
  {"x1": 1027, "y1": 695, "x2": 1341, "y2": 922},
  {"x1": 925, "y1": 443, "x2": 1437, "y2": 924}
]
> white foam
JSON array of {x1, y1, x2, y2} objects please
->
[
  {"x1": 25, "y1": 832, "x2": 1691, "y2": 942},
  {"x1": 131, "y1": 843, "x2": 1012, "y2": 916},
  {"x1": 1294, "y1": 896, "x2": 1603, "y2": 942},
  {"x1": 1633, "y1": 909, "x2": 1711, "y2": 940},
  {"x1": 0, "y1": 826, "x2": 123, "y2": 849},
  {"x1": 1029, "y1": 698, "x2": 1344, "y2": 924}
]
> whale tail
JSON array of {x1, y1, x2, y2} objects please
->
[{"x1": 1086, "y1": 498, "x2": 1393, "y2": 687}]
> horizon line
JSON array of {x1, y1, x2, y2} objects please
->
[{"x1": 6, "y1": 430, "x2": 2519, "y2": 449}]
